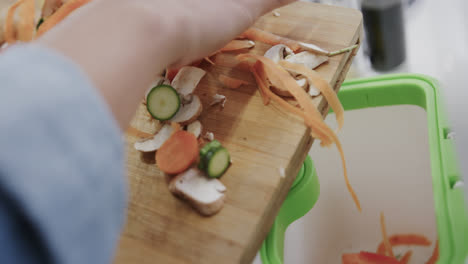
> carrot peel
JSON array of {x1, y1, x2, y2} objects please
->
[
  {"x1": 239, "y1": 53, "x2": 361, "y2": 212},
  {"x1": 218, "y1": 74, "x2": 248, "y2": 89},
  {"x1": 36, "y1": 0, "x2": 92, "y2": 37}
]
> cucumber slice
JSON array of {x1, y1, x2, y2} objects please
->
[
  {"x1": 199, "y1": 140, "x2": 231, "y2": 178},
  {"x1": 146, "y1": 85, "x2": 180, "y2": 121},
  {"x1": 206, "y1": 148, "x2": 230, "y2": 178}
]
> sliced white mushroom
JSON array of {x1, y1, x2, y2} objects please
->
[
  {"x1": 171, "y1": 66, "x2": 206, "y2": 97},
  {"x1": 210, "y1": 94, "x2": 226, "y2": 107},
  {"x1": 204, "y1": 132, "x2": 214, "y2": 141},
  {"x1": 285, "y1": 51, "x2": 328, "y2": 70},
  {"x1": 308, "y1": 83, "x2": 321, "y2": 97},
  {"x1": 171, "y1": 95, "x2": 203, "y2": 125},
  {"x1": 134, "y1": 124, "x2": 174, "y2": 152},
  {"x1": 186, "y1": 120, "x2": 202, "y2": 138},
  {"x1": 296, "y1": 77, "x2": 308, "y2": 91},
  {"x1": 264, "y1": 44, "x2": 294, "y2": 63},
  {"x1": 168, "y1": 168, "x2": 226, "y2": 216}
]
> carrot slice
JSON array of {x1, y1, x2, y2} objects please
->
[
  {"x1": 239, "y1": 54, "x2": 361, "y2": 212},
  {"x1": 380, "y1": 212, "x2": 394, "y2": 257},
  {"x1": 377, "y1": 234, "x2": 432, "y2": 255},
  {"x1": 425, "y1": 240, "x2": 439, "y2": 264},
  {"x1": 156, "y1": 131, "x2": 199, "y2": 174},
  {"x1": 240, "y1": 27, "x2": 301, "y2": 52},
  {"x1": 279, "y1": 60, "x2": 344, "y2": 130},
  {"x1": 218, "y1": 74, "x2": 249, "y2": 89},
  {"x1": 17, "y1": 0, "x2": 35, "y2": 41},
  {"x1": 399, "y1": 250, "x2": 413, "y2": 264},
  {"x1": 220, "y1": 39, "x2": 255, "y2": 52},
  {"x1": 126, "y1": 126, "x2": 153, "y2": 138},
  {"x1": 36, "y1": 0, "x2": 92, "y2": 37},
  {"x1": 5, "y1": 0, "x2": 26, "y2": 44}
]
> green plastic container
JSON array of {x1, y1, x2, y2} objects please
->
[{"x1": 260, "y1": 74, "x2": 468, "y2": 264}]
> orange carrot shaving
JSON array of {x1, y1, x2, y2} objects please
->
[
  {"x1": 17, "y1": 0, "x2": 35, "y2": 41},
  {"x1": 251, "y1": 62, "x2": 272, "y2": 105},
  {"x1": 156, "y1": 131, "x2": 199, "y2": 175},
  {"x1": 36, "y1": 0, "x2": 92, "y2": 37},
  {"x1": 219, "y1": 39, "x2": 255, "y2": 52},
  {"x1": 218, "y1": 74, "x2": 248, "y2": 89},
  {"x1": 240, "y1": 27, "x2": 301, "y2": 52},
  {"x1": 5, "y1": 0, "x2": 26, "y2": 44},
  {"x1": 42, "y1": 0, "x2": 63, "y2": 18},
  {"x1": 126, "y1": 126, "x2": 153, "y2": 138},
  {"x1": 279, "y1": 60, "x2": 344, "y2": 130},
  {"x1": 239, "y1": 54, "x2": 361, "y2": 212},
  {"x1": 380, "y1": 212, "x2": 394, "y2": 257},
  {"x1": 425, "y1": 240, "x2": 439, "y2": 264},
  {"x1": 399, "y1": 250, "x2": 413, "y2": 264},
  {"x1": 377, "y1": 234, "x2": 432, "y2": 255}
]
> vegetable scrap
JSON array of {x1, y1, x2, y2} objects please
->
[
  {"x1": 210, "y1": 94, "x2": 226, "y2": 108},
  {"x1": 36, "y1": 0, "x2": 92, "y2": 37},
  {"x1": 239, "y1": 53, "x2": 361, "y2": 212},
  {"x1": 156, "y1": 131, "x2": 199, "y2": 175},
  {"x1": 218, "y1": 74, "x2": 248, "y2": 89},
  {"x1": 203, "y1": 132, "x2": 214, "y2": 142},
  {"x1": 219, "y1": 39, "x2": 255, "y2": 52},
  {"x1": 1, "y1": 0, "x2": 359, "y2": 215},
  {"x1": 342, "y1": 212, "x2": 439, "y2": 264}
]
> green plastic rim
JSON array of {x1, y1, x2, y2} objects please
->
[
  {"x1": 260, "y1": 74, "x2": 468, "y2": 264},
  {"x1": 260, "y1": 156, "x2": 319, "y2": 264}
]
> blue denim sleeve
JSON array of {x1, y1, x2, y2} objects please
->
[{"x1": 0, "y1": 44, "x2": 126, "y2": 264}]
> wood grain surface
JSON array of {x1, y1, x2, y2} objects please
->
[{"x1": 116, "y1": 2, "x2": 362, "y2": 263}]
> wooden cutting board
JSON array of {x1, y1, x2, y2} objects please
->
[{"x1": 116, "y1": 2, "x2": 362, "y2": 264}]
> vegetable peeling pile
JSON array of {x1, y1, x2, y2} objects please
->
[
  {"x1": 342, "y1": 212, "x2": 439, "y2": 264},
  {"x1": 0, "y1": 0, "x2": 91, "y2": 45},
  {"x1": 0, "y1": 1, "x2": 360, "y2": 215}
]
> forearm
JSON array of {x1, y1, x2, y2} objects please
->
[
  {"x1": 36, "y1": 0, "x2": 296, "y2": 129},
  {"x1": 37, "y1": 1, "x2": 180, "y2": 129}
]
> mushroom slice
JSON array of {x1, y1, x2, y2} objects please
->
[
  {"x1": 186, "y1": 120, "x2": 202, "y2": 138},
  {"x1": 134, "y1": 124, "x2": 174, "y2": 152},
  {"x1": 285, "y1": 51, "x2": 328, "y2": 70},
  {"x1": 171, "y1": 95, "x2": 203, "y2": 125},
  {"x1": 296, "y1": 77, "x2": 308, "y2": 91},
  {"x1": 171, "y1": 66, "x2": 206, "y2": 97},
  {"x1": 308, "y1": 83, "x2": 321, "y2": 97},
  {"x1": 210, "y1": 94, "x2": 226, "y2": 107},
  {"x1": 264, "y1": 44, "x2": 293, "y2": 63},
  {"x1": 204, "y1": 132, "x2": 214, "y2": 141},
  {"x1": 169, "y1": 168, "x2": 226, "y2": 216}
]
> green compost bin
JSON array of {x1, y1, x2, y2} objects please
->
[{"x1": 260, "y1": 74, "x2": 468, "y2": 264}]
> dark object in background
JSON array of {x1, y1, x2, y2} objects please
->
[{"x1": 361, "y1": 0, "x2": 406, "y2": 71}]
